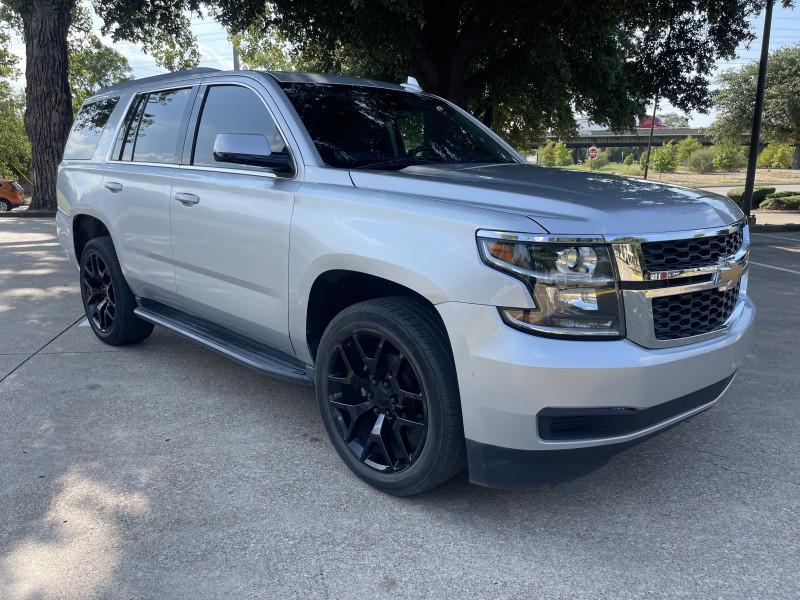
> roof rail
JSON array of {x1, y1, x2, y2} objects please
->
[{"x1": 96, "y1": 67, "x2": 221, "y2": 95}]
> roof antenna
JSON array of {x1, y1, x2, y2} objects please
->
[{"x1": 401, "y1": 76, "x2": 422, "y2": 92}]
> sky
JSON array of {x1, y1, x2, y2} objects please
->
[{"x1": 6, "y1": 3, "x2": 799, "y2": 128}]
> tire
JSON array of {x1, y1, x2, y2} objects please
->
[
  {"x1": 79, "y1": 237, "x2": 153, "y2": 345},
  {"x1": 0, "y1": 200, "x2": 9, "y2": 212},
  {"x1": 315, "y1": 296, "x2": 465, "y2": 495}
]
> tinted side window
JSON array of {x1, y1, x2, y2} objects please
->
[
  {"x1": 114, "y1": 95, "x2": 146, "y2": 161},
  {"x1": 192, "y1": 85, "x2": 289, "y2": 169},
  {"x1": 127, "y1": 88, "x2": 192, "y2": 164},
  {"x1": 63, "y1": 97, "x2": 119, "y2": 160}
]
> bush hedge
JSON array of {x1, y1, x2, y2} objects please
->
[
  {"x1": 760, "y1": 195, "x2": 800, "y2": 210},
  {"x1": 726, "y1": 187, "x2": 776, "y2": 209},
  {"x1": 766, "y1": 190, "x2": 800, "y2": 199},
  {"x1": 686, "y1": 147, "x2": 716, "y2": 173}
]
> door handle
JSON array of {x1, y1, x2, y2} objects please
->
[
  {"x1": 175, "y1": 192, "x2": 200, "y2": 206},
  {"x1": 104, "y1": 181, "x2": 123, "y2": 193}
]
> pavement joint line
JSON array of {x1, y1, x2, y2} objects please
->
[
  {"x1": 0, "y1": 314, "x2": 85, "y2": 385},
  {"x1": 750, "y1": 261, "x2": 800, "y2": 276},
  {"x1": 751, "y1": 232, "x2": 800, "y2": 242}
]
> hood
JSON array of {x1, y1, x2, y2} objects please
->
[{"x1": 348, "y1": 163, "x2": 743, "y2": 235}]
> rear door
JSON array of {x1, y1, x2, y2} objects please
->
[
  {"x1": 103, "y1": 86, "x2": 197, "y2": 302},
  {"x1": 168, "y1": 79, "x2": 301, "y2": 354}
]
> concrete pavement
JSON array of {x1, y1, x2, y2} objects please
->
[{"x1": 1, "y1": 218, "x2": 799, "y2": 599}]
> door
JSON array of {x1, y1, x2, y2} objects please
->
[
  {"x1": 168, "y1": 83, "x2": 300, "y2": 355},
  {"x1": 104, "y1": 86, "x2": 196, "y2": 302}
]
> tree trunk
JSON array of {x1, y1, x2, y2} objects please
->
[{"x1": 22, "y1": 0, "x2": 74, "y2": 213}]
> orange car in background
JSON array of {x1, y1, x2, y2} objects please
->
[{"x1": 0, "y1": 180, "x2": 25, "y2": 211}]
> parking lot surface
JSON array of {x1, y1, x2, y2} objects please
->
[{"x1": 1, "y1": 218, "x2": 798, "y2": 599}]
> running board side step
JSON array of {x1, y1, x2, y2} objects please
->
[{"x1": 134, "y1": 302, "x2": 313, "y2": 386}]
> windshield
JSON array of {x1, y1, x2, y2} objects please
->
[{"x1": 280, "y1": 83, "x2": 517, "y2": 170}]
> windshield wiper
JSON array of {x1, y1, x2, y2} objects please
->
[{"x1": 354, "y1": 157, "x2": 437, "y2": 171}]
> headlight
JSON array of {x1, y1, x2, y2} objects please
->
[{"x1": 477, "y1": 231, "x2": 624, "y2": 339}]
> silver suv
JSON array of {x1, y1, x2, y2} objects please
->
[{"x1": 57, "y1": 68, "x2": 754, "y2": 495}]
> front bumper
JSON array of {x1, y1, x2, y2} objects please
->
[{"x1": 437, "y1": 297, "x2": 755, "y2": 488}]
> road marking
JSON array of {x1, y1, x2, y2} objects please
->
[
  {"x1": 750, "y1": 261, "x2": 800, "y2": 276},
  {"x1": 752, "y1": 232, "x2": 800, "y2": 243}
]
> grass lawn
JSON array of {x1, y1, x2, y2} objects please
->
[{"x1": 554, "y1": 164, "x2": 800, "y2": 189}]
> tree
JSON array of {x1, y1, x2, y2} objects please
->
[
  {"x1": 3, "y1": 0, "x2": 74, "y2": 212},
  {"x1": 0, "y1": 27, "x2": 30, "y2": 181},
  {"x1": 709, "y1": 44, "x2": 800, "y2": 167},
  {"x1": 651, "y1": 142, "x2": 679, "y2": 173},
  {"x1": 538, "y1": 141, "x2": 556, "y2": 167},
  {"x1": 661, "y1": 113, "x2": 690, "y2": 128},
  {"x1": 676, "y1": 136, "x2": 702, "y2": 163},
  {"x1": 554, "y1": 141, "x2": 572, "y2": 167},
  {"x1": 207, "y1": 0, "x2": 771, "y2": 148},
  {"x1": 713, "y1": 142, "x2": 745, "y2": 172}
]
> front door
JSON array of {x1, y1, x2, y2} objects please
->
[{"x1": 168, "y1": 82, "x2": 300, "y2": 355}]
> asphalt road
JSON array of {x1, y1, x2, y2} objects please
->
[{"x1": 1, "y1": 218, "x2": 798, "y2": 599}]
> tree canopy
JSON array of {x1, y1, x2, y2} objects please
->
[{"x1": 709, "y1": 43, "x2": 800, "y2": 165}]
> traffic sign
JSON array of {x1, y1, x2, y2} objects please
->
[{"x1": 587, "y1": 146, "x2": 599, "y2": 160}]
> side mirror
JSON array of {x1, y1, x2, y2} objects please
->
[{"x1": 213, "y1": 133, "x2": 293, "y2": 174}]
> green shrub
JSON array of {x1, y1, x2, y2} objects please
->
[
  {"x1": 771, "y1": 144, "x2": 794, "y2": 169},
  {"x1": 651, "y1": 141, "x2": 679, "y2": 173},
  {"x1": 759, "y1": 195, "x2": 800, "y2": 210},
  {"x1": 677, "y1": 136, "x2": 702, "y2": 163},
  {"x1": 623, "y1": 154, "x2": 634, "y2": 166},
  {"x1": 767, "y1": 190, "x2": 800, "y2": 199},
  {"x1": 686, "y1": 147, "x2": 716, "y2": 173},
  {"x1": 726, "y1": 187, "x2": 776, "y2": 209},
  {"x1": 554, "y1": 140, "x2": 573, "y2": 166},
  {"x1": 758, "y1": 142, "x2": 794, "y2": 169},
  {"x1": 713, "y1": 143, "x2": 745, "y2": 171},
  {"x1": 538, "y1": 140, "x2": 556, "y2": 167}
]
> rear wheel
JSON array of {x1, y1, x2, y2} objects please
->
[
  {"x1": 80, "y1": 237, "x2": 153, "y2": 345},
  {"x1": 315, "y1": 297, "x2": 465, "y2": 495},
  {"x1": 0, "y1": 200, "x2": 9, "y2": 212}
]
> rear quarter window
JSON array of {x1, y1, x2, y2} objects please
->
[{"x1": 63, "y1": 97, "x2": 120, "y2": 160}]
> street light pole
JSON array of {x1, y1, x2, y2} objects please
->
[
  {"x1": 741, "y1": 0, "x2": 774, "y2": 219},
  {"x1": 233, "y1": 45, "x2": 240, "y2": 71}
]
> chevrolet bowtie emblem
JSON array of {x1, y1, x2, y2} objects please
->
[{"x1": 714, "y1": 259, "x2": 745, "y2": 289}]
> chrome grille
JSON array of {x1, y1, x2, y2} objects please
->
[
  {"x1": 652, "y1": 284, "x2": 740, "y2": 340},
  {"x1": 609, "y1": 221, "x2": 748, "y2": 348},
  {"x1": 641, "y1": 229, "x2": 743, "y2": 271}
]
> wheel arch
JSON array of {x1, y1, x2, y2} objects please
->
[
  {"x1": 72, "y1": 213, "x2": 112, "y2": 260},
  {"x1": 303, "y1": 269, "x2": 451, "y2": 364}
]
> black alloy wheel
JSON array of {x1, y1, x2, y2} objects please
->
[
  {"x1": 81, "y1": 250, "x2": 116, "y2": 333},
  {"x1": 79, "y1": 236, "x2": 153, "y2": 345},
  {"x1": 327, "y1": 329, "x2": 428, "y2": 473},
  {"x1": 315, "y1": 297, "x2": 465, "y2": 496},
  {"x1": 0, "y1": 200, "x2": 9, "y2": 212}
]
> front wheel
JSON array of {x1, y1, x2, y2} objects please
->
[
  {"x1": 315, "y1": 297, "x2": 465, "y2": 496},
  {"x1": 0, "y1": 200, "x2": 10, "y2": 212}
]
